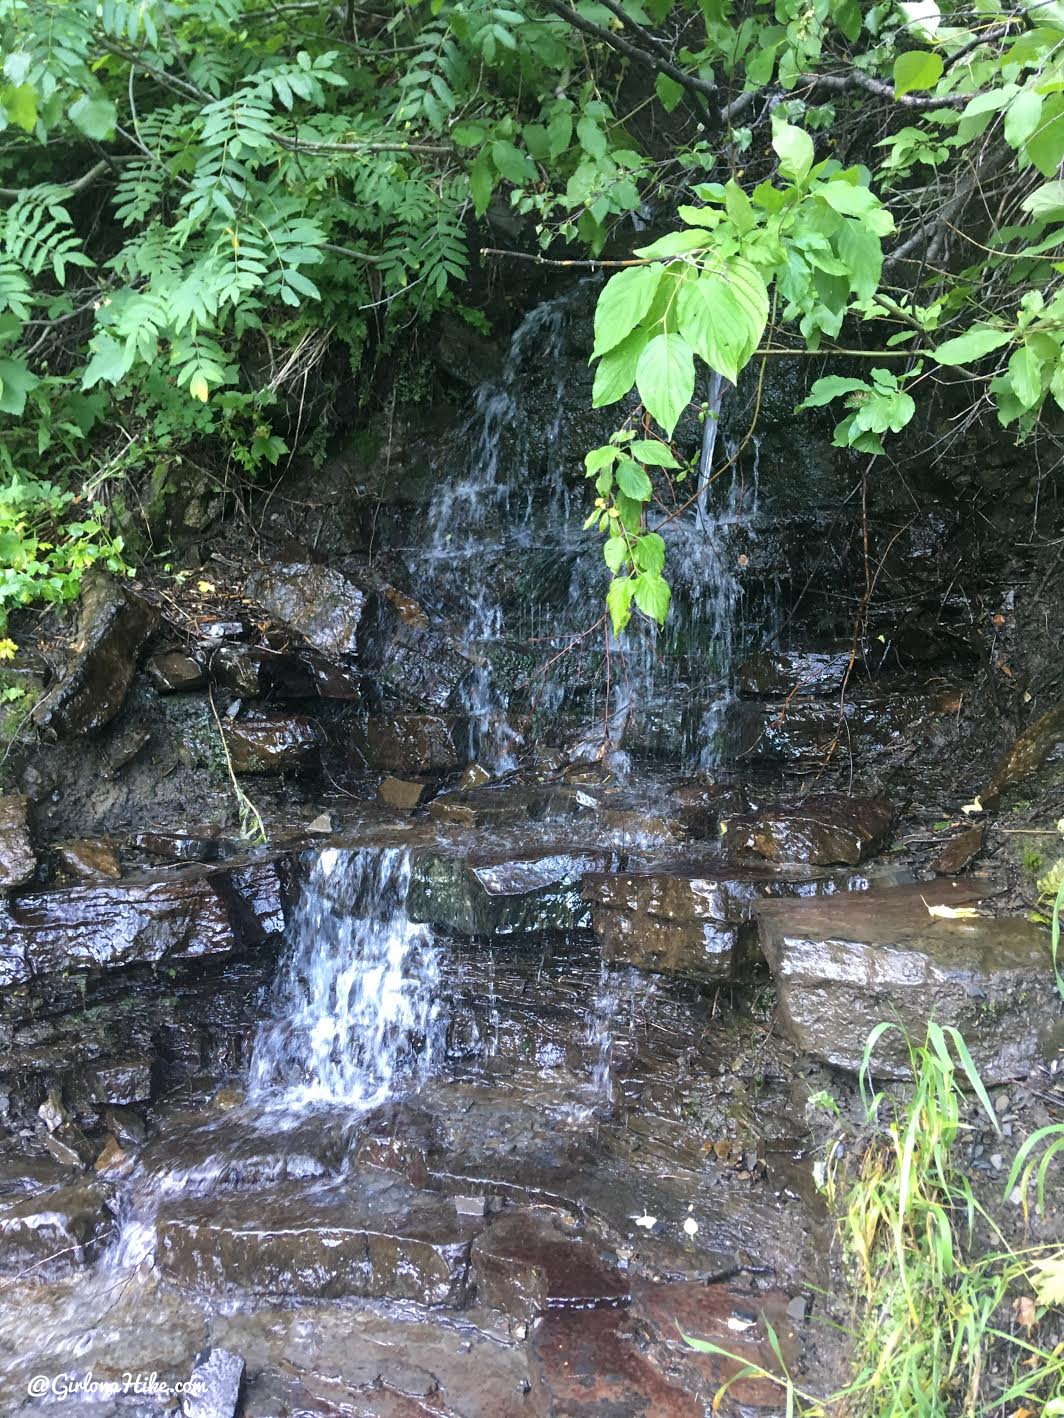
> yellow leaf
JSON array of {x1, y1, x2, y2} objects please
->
[
  {"x1": 1031, "y1": 1250, "x2": 1064, "y2": 1307},
  {"x1": 924, "y1": 900, "x2": 983, "y2": 919},
  {"x1": 196, "y1": 580, "x2": 215, "y2": 594},
  {"x1": 961, "y1": 795, "x2": 983, "y2": 815},
  {"x1": 0, "y1": 638, "x2": 16, "y2": 661},
  {"x1": 189, "y1": 374, "x2": 210, "y2": 403}
]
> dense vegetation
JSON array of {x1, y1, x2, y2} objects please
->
[{"x1": 1, "y1": 0, "x2": 1063, "y2": 638}]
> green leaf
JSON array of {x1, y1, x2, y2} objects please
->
[
  {"x1": 547, "y1": 111, "x2": 573, "y2": 158},
  {"x1": 491, "y1": 140, "x2": 535, "y2": 184},
  {"x1": 68, "y1": 94, "x2": 117, "y2": 141},
  {"x1": 592, "y1": 265, "x2": 661, "y2": 359},
  {"x1": 633, "y1": 531, "x2": 665, "y2": 574},
  {"x1": 633, "y1": 229, "x2": 709, "y2": 258},
  {"x1": 676, "y1": 260, "x2": 768, "y2": 383},
  {"x1": 603, "y1": 535, "x2": 628, "y2": 572},
  {"x1": 0, "y1": 356, "x2": 37, "y2": 415},
  {"x1": 630, "y1": 439, "x2": 679, "y2": 467},
  {"x1": 469, "y1": 152, "x2": 496, "y2": 216},
  {"x1": 893, "y1": 50, "x2": 944, "y2": 97},
  {"x1": 633, "y1": 570, "x2": 671, "y2": 625},
  {"x1": 636, "y1": 331, "x2": 695, "y2": 437},
  {"x1": 1022, "y1": 180, "x2": 1064, "y2": 219},
  {"x1": 1005, "y1": 87, "x2": 1043, "y2": 150},
  {"x1": 1007, "y1": 344, "x2": 1045, "y2": 408},
  {"x1": 655, "y1": 73, "x2": 684, "y2": 113},
  {"x1": 616, "y1": 459, "x2": 653, "y2": 499},
  {"x1": 771, "y1": 118, "x2": 815, "y2": 182},
  {"x1": 932, "y1": 326, "x2": 1013, "y2": 365},
  {"x1": 451, "y1": 120, "x2": 488, "y2": 148},
  {"x1": 2, "y1": 83, "x2": 36, "y2": 133},
  {"x1": 607, "y1": 576, "x2": 634, "y2": 635},
  {"x1": 584, "y1": 445, "x2": 619, "y2": 474},
  {"x1": 796, "y1": 375, "x2": 870, "y2": 409},
  {"x1": 576, "y1": 115, "x2": 607, "y2": 159},
  {"x1": 592, "y1": 327, "x2": 648, "y2": 407}
]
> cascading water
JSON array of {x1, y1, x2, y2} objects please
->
[{"x1": 248, "y1": 847, "x2": 443, "y2": 1111}]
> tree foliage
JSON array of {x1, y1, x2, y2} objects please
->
[{"x1": 0, "y1": 0, "x2": 1060, "y2": 637}]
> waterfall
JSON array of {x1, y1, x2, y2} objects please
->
[{"x1": 248, "y1": 848, "x2": 443, "y2": 1111}]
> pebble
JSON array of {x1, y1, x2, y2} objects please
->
[
  {"x1": 990, "y1": 1153, "x2": 1004, "y2": 1171},
  {"x1": 786, "y1": 1296, "x2": 807, "y2": 1323}
]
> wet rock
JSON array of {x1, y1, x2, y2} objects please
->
[
  {"x1": 103, "y1": 1106, "x2": 147, "y2": 1145},
  {"x1": 0, "y1": 862, "x2": 283, "y2": 987},
  {"x1": 147, "y1": 649, "x2": 206, "y2": 693},
  {"x1": 729, "y1": 691, "x2": 960, "y2": 765},
  {"x1": 127, "y1": 829, "x2": 221, "y2": 863},
  {"x1": 427, "y1": 783, "x2": 572, "y2": 829},
  {"x1": 0, "y1": 1184, "x2": 113, "y2": 1276},
  {"x1": 185, "y1": 1348, "x2": 245, "y2": 1418},
  {"x1": 354, "y1": 713, "x2": 463, "y2": 774},
  {"x1": 984, "y1": 699, "x2": 1064, "y2": 807},
  {"x1": 0, "y1": 794, "x2": 36, "y2": 888},
  {"x1": 471, "y1": 1209, "x2": 626, "y2": 1321},
  {"x1": 668, "y1": 782, "x2": 753, "y2": 837},
  {"x1": 530, "y1": 1308, "x2": 706, "y2": 1418},
  {"x1": 362, "y1": 604, "x2": 473, "y2": 711},
  {"x1": 91, "y1": 1056, "x2": 153, "y2": 1105},
  {"x1": 410, "y1": 848, "x2": 614, "y2": 937},
  {"x1": 378, "y1": 775, "x2": 428, "y2": 810},
  {"x1": 138, "y1": 1113, "x2": 351, "y2": 1192},
  {"x1": 629, "y1": 1277, "x2": 800, "y2": 1413},
  {"x1": 459, "y1": 762, "x2": 493, "y2": 790},
  {"x1": 223, "y1": 715, "x2": 319, "y2": 774},
  {"x1": 307, "y1": 812, "x2": 333, "y2": 834},
  {"x1": 583, "y1": 863, "x2": 884, "y2": 981},
  {"x1": 757, "y1": 882, "x2": 1064, "y2": 1081},
  {"x1": 104, "y1": 721, "x2": 151, "y2": 774},
  {"x1": 32, "y1": 574, "x2": 159, "y2": 736},
  {"x1": 94, "y1": 1135, "x2": 133, "y2": 1176},
  {"x1": 55, "y1": 837, "x2": 122, "y2": 880},
  {"x1": 723, "y1": 794, "x2": 894, "y2": 866},
  {"x1": 737, "y1": 647, "x2": 851, "y2": 697},
  {"x1": 0, "y1": 1154, "x2": 68, "y2": 1196},
  {"x1": 248, "y1": 561, "x2": 366, "y2": 658},
  {"x1": 210, "y1": 642, "x2": 362, "y2": 701},
  {"x1": 156, "y1": 1171, "x2": 478, "y2": 1303},
  {"x1": 930, "y1": 825, "x2": 985, "y2": 875},
  {"x1": 43, "y1": 1123, "x2": 97, "y2": 1169}
]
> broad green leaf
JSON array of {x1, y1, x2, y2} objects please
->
[
  {"x1": 592, "y1": 326, "x2": 648, "y2": 406},
  {"x1": 932, "y1": 326, "x2": 1013, "y2": 365},
  {"x1": 607, "y1": 576, "x2": 634, "y2": 635},
  {"x1": 633, "y1": 570, "x2": 671, "y2": 624},
  {"x1": 1007, "y1": 344, "x2": 1045, "y2": 408},
  {"x1": 816, "y1": 180, "x2": 880, "y2": 218},
  {"x1": 616, "y1": 459, "x2": 653, "y2": 499},
  {"x1": 547, "y1": 111, "x2": 572, "y2": 157},
  {"x1": 592, "y1": 265, "x2": 661, "y2": 358},
  {"x1": 469, "y1": 152, "x2": 496, "y2": 216},
  {"x1": 655, "y1": 73, "x2": 684, "y2": 112},
  {"x1": 451, "y1": 120, "x2": 487, "y2": 148},
  {"x1": 724, "y1": 179, "x2": 755, "y2": 234},
  {"x1": 796, "y1": 375, "x2": 870, "y2": 409},
  {"x1": 630, "y1": 439, "x2": 679, "y2": 467},
  {"x1": 0, "y1": 356, "x2": 37, "y2": 415},
  {"x1": 633, "y1": 229, "x2": 709, "y2": 258},
  {"x1": 676, "y1": 260, "x2": 768, "y2": 383},
  {"x1": 1005, "y1": 87, "x2": 1043, "y2": 150},
  {"x1": 1, "y1": 83, "x2": 36, "y2": 133},
  {"x1": 636, "y1": 331, "x2": 695, "y2": 436},
  {"x1": 584, "y1": 445, "x2": 619, "y2": 474},
  {"x1": 633, "y1": 532, "x2": 665, "y2": 574},
  {"x1": 68, "y1": 94, "x2": 116, "y2": 141},
  {"x1": 576, "y1": 115, "x2": 607, "y2": 159},
  {"x1": 603, "y1": 535, "x2": 628, "y2": 572},
  {"x1": 1022, "y1": 180, "x2": 1064, "y2": 219},
  {"x1": 491, "y1": 140, "x2": 535, "y2": 184},
  {"x1": 893, "y1": 50, "x2": 944, "y2": 97},
  {"x1": 771, "y1": 118, "x2": 815, "y2": 182}
]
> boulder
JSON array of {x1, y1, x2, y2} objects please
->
[
  {"x1": 247, "y1": 561, "x2": 366, "y2": 659},
  {"x1": 756, "y1": 882, "x2": 1064, "y2": 1081},
  {"x1": 0, "y1": 1184, "x2": 113, "y2": 1276},
  {"x1": 32, "y1": 574, "x2": 159, "y2": 736},
  {"x1": 0, "y1": 795, "x2": 36, "y2": 888},
  {"x1": 984, "y1": 699, "x2": 1064, "y2": 808},
  {"x1": 55, "y1": 837, "x2": 122, "y2": 881},
  {"x1": 409, "y1": 848, "x2": 615, "y2": 937},
  {"x1": 223, "y1": 715, "x2": 319, "y2": 775},
  {"x1": 0, "y1": 861, "x2": 283, "y2": 988},
  {"x1": 353, "y1": 713, "x2": 464, "y2": 775},
  {"x1": 930, "y1": 825, "x2": 985, "y2": 876},
  {"x1": 156, "y1": 1172, "x2": 478, "y2": 1303},
  {"x1": 723, "y1": 794, "x2": 894, "y2": 866},
  {"x1": 146, "y1": 649, "x2": 206, "y2": 693}
]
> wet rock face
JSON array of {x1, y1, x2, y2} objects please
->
[
  {"x1": 146, "y1": 649, "x2": 207, "y2": 693},
  {"x1": 353, "y1": 713, "x2": 464, "y2": 774},
  {"x1": 0, "y1": 795, "x2": 36, "y2": 888},
  {"x1": 31, "y1": 574, "x2": 159, "y2": 737},
  {"x1": 184, "y1": 1348, "x2": 245, "y2": 1418},
  {"x1": 55, "y1": 837, "x2": 122, "y2": 881},
  {"x1": 410, "y1": 848, "x2": 614, "y2": 937},
  {"x1": 156, "y1": 1173, "x2": 479, "y2": 1303},
  {"x1": 0, "y1": 1184, "x2": 113, "y2": 1276},
  {"x1": 361, "y1": 596, "x2": 474, "y2": 711},
  {"x1": 247, "y1": 561, "x2": 366, "y2": 659},
  {"x1": 984, "y1": 698, "x2": 1064, "y2": 807},
  {"x1": 0, "y1": 860, "x2": 283, "y2": 988},
  {"x1": 930, "y1": 824, "x2": 985, "y2": 875},
  {"x1": 210, "y1": 641, "x2": 363, "y2": 701},
  {"x1": 222, "y1": 715, "x2": 320, "y2": 775},
  {"x1": 724, "y1": 794, "x2": 894, "y2": 866},
  {"x1": 470, "y1": 1208, "x2": 626, "y2": 1321},
  {"x1": 757, "y1": 882, "x2": 1064, "y2": 1081}
]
